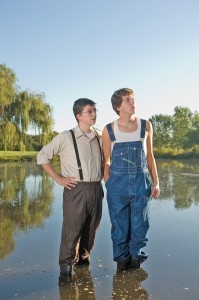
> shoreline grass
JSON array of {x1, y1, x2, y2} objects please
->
[
  {"x1": 0, "y1": 151, "x2": 38, "y2": 162},
  {"x1": 0, "y1": 151, "x2": 60, "y2": 162},
  {"x1": 0, "y1": 150, "x2": 198, "y2": 162}
]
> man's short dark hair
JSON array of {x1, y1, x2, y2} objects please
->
[{"x1": 73, "y1": 98, "x2": 96, "y2": 121}]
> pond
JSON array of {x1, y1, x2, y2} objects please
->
[{"x1": 0, "y1": 160, "x2": 199, "y2": 299}]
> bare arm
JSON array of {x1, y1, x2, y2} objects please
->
[
  {"x1": 146, "y1": 120, "x2": 160, "y2": 199},
  {"x1": 102, "y1": 126, "x2": 112, "y2": 182},
  {"x1": 41, "y1": 163, "x2": 77, "y2": 190}
]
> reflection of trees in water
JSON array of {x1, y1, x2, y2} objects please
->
[
  {"x1": 111, "y1": 268, "x2": 148, "y2": 299},
  {"x1": 0, "y1": 214, "x2": 15, "y2": 259},
  {"x1": 0, "y1": 162, "x2": 54, "y2": 259},
  {"x1": 157, "y1": 160, "x2": 199, "y2": 209},
  {"x1": 1, "y1": 160, "x2": 198, "y2": 258}
]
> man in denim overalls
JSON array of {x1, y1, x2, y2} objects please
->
[{"x1": 102, "y1": 88, "x2": 160, "y2": 270}]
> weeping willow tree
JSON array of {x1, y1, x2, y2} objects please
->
[
  {"x1": 0, "y1": 64, "x2": 16, "y2": 114},
  {"x1": 0, "y1": 65, "x2": 17, "y2": 150},
  {"x1": 0, "y1": 121, "x2": 18, "y2": 151},
  {"x1": 0, "y1": 64, "x2": 54, "y2": 151},
  {"x1": 29, "y1": 95, "x2": 54, "y2": 146},
  {"x1": 8, "y1": 90, "x2": 32, "y2": 150}
]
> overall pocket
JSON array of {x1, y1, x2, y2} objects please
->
[{"x1": 112, "y1": 146, "x2": 143, "y2": 168}]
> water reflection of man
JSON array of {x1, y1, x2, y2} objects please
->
[
  {"x1": 37, "y1": 98, "x2": 103, "y2": 277},
  {"x1": 59, "y1": 265, "x2": 96, "y2": 300},
  {"x1": 111, "y1": 268, "x2": 148, "y2": 299}
]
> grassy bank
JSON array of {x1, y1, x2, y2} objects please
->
[
  {"x1": 1, "y1": 149, "x2": 199, "y2": 162},
  {"x1": 0, "y1": 151, "x2": 38, "y2": 162},
  {"x1": 153, "y1": 147, "x2": 199, "y2": 159},
  {"x1": 0, "y1": 151, "x2": 60, "y2": 162}
]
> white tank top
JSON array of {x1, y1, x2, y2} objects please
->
[
  {"x1": 113, "y1": 118, "x2": 141, "y2": 142},
  {"x1": 112, "y1": 118, "x2": 147, "y2": 154}
]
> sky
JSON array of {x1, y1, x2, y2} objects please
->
[{"x1": 0, "y1": 0, "x2": 199, "y2": 133}]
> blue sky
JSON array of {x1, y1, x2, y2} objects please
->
[{"x1": 0, "y1": 0, "x2": 198, "y2": 133}]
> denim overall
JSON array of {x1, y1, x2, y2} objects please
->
[{"x1": 105, "y1": 119, "x2": 152, "y2": 262}]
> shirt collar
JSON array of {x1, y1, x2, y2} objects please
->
[{"x1": 73, "y1": 125, "x2": 96, "y2": 140}]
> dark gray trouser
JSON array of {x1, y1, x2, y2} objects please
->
[{"x1": 59, "y1": 181, "x2": 103, "y2": 266}]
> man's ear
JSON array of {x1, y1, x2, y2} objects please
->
[
  {"x1": 76, "y1": 113, "x2": 81, "y2": 122},
  {"x1": 116, "y1": 106, "x2": 121, "y2": 114}
]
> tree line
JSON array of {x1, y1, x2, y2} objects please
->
[
  {"x1": 0, "y1": 64, "x2": 199, "y2": 156},
  {"x1": 150, "y1": 106, "x2": 199, "y2": 158}
]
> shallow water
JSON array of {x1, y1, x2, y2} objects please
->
[{"x1": 0, "y1": 160, "x2": 199, "y2": 299}]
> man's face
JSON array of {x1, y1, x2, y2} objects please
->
[
  {"x1": 77, "y1": 105, "x2": 97, "y2": 125},
  {"x1": 117, "y1": 94, "x2": 136, "y2": 115}
]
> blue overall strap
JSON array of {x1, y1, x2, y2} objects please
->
[
  {"x1": 140, "y1": 119, "x2": 146, "y2": 139},
  {"x1": 106, "y1": 123, "x2": 116, "y2": 142}
]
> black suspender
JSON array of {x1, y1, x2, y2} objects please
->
[
  {"x1": 70, "y1": 129, "x2": 102, "y2": 181},
  {"x1": 92, "y1": 127, "x2": 103, "y2": 171},
  {"x1": 70, "y1": 130, "x2": 84, "y2": 180}
]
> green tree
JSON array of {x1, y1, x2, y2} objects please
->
[
  {"x1": 151, "y1": 106, "x2": 199, "y2": 156},
  {"x1": 0, "y1": 65, "x2": 18, "y2": 150},
  {"x1": 0, "y1": 121, "x2": 18, "y2": 151},
  {"x1": 150, "y1": 114, "x2": 174, "y2": 148},
  {"x1": 172, "y1": 106, "x2": 193, "y2": 149},
  {"x1": 0, "y1": 64, "x2": 16, "y2": 115},
  {"x1": 29, "y1": 95, "x2": 54, "y2": 145},
  {"x1": 184, "y1": 111, "x2": 199, "y2": 149},
  {"x1": 0, "y1": 64, "x2": 54, "y2": 150}
]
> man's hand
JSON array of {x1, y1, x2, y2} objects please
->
[
  {"x1": 41, "y1": 164, "x2": 77, "y2": 190},
  {"x1": 56, "y1": 176, "x2": 77, "y2": 190},
  {"x1": 150, "y1": 184, "x2": 160, "y2": 199}
]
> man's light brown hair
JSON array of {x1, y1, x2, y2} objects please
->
[{"x1": 111, "y1": 88, "x2": 134, "y2": 115}]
